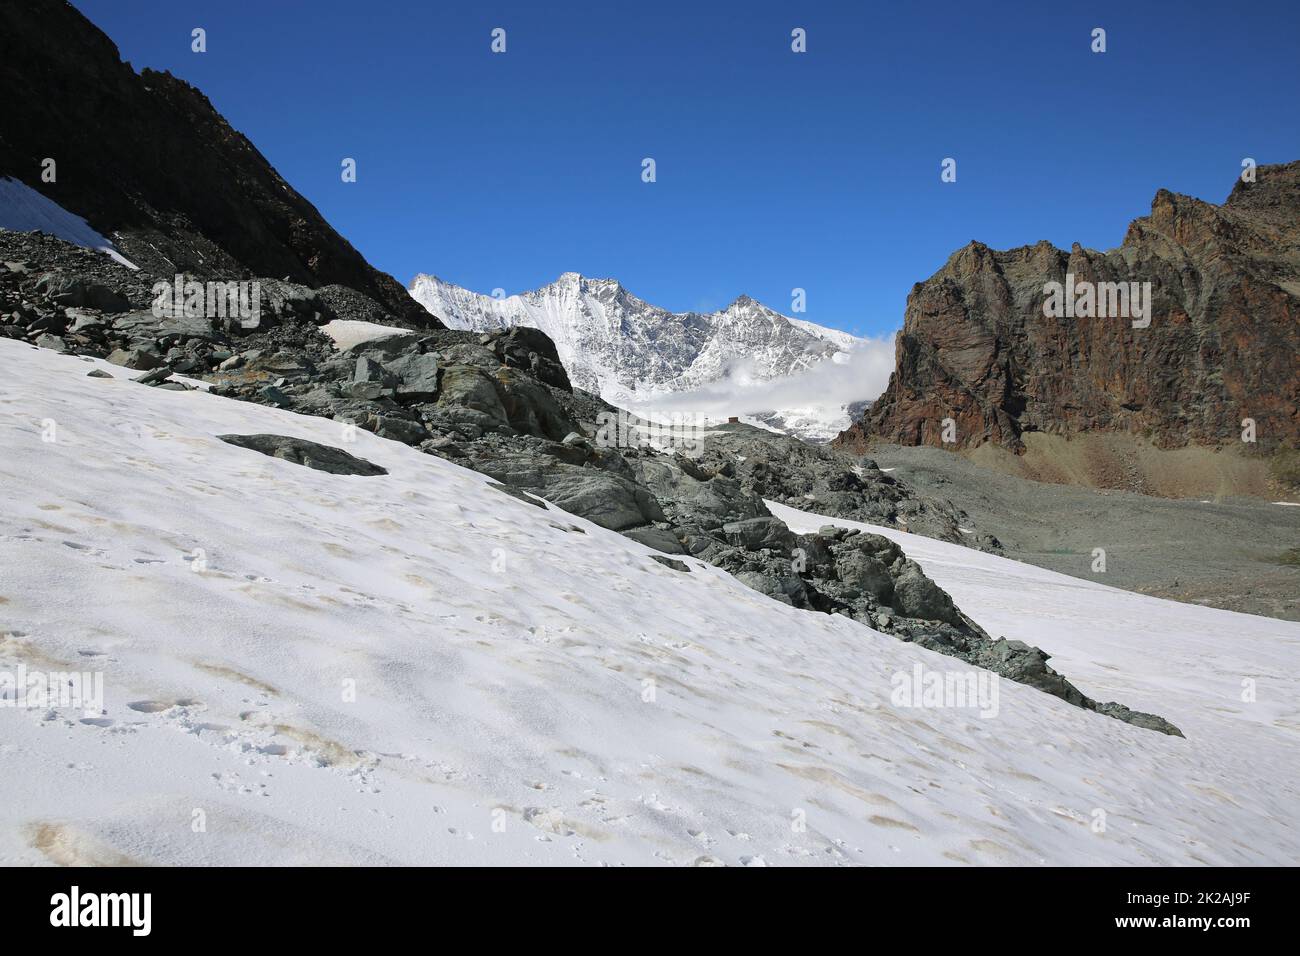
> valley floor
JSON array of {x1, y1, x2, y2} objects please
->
[
  {"x1": 2, "y1": 339, "x2": 1298, "y2": 866},
  {"x1": 868, "y1": 443, "x2": 1300, "y2": 622}
]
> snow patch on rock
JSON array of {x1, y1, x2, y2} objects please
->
[{"x1": 0, "y1": 177, "x2": 138, "y2": 270}]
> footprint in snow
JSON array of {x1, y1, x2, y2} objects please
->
[
  {"x1": 211, "y1": 771, "x2": 269, "y2": 796},
  {"x1": 62, "y1": 541, "x2": 107, "y2": 557},
  {"x1": 128, "y1": 698, "x2": 199, "y2": 713}
]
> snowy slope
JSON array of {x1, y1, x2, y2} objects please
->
[
  {"x1": 410, "y1": 272, "x2": 878, "y2": 441},
  {"x1": 2, "y1": 337, "x2": 1298, "y2": 866},
  {"x1": 770, "y1": 501, "x2": 1300, "y2": 749},
  {"x1": 788, "y1": 317, "x2": 862, "y2": 352},
  {"x1": 0, "y1": 177, "x2": 137, "y2": 269}
]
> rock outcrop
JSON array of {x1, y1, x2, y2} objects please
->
[
  {"x1": 217, "y1": 434, "x2": 389, "y2": 476},
  {"x1": 836, "y1": 161, "x2": 1300, "y2": 454},
  {"x1": 676, "y1": 425, "x2": 1003, "y2": 552},
  {"x1": 0, "y1": 0, "x2": 434, "y2": 328}
]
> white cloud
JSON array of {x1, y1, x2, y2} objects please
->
[{"x1": 619, "y1": 335, "x2": 896, "y2": 435}]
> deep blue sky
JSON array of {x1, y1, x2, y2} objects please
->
[{"x1": 72, "y1": 0, "x2": 1300, "y2": 335}]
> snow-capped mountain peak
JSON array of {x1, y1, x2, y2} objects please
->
[{"x1": 409, "y1": 272, "x2": 869, "y2": 440}]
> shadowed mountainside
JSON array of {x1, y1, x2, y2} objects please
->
[{"x1": 0, "y1": 0, "x2": 436, "y2": 327}]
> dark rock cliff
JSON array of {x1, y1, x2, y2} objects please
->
[
  {"x1": 0, "y1": 0, "x2": 437, "y2": 327},
  {"x1": 836, "y1": 162, "x2": 1300, "y2": 454}
]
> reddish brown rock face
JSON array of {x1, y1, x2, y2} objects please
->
[{"x1": 835, "y1": 162, "x2": 1300, "y2": 454}]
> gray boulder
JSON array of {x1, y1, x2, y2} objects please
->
[
  {"x1": 351, "y1": 355, "x2": 397, "y2": 399},
  {"x1": 651, "y1": 556, "x2": 691, "y2": 573},
  {"x1": 720, "y1": 516, "x2": 798, "y2": 553},
  {"x1": 258, "y1": 385, "x2": 292, "y2": 407},
  {"x1": 636, "y1": 458, "x2": 765, "y2": 521},
  {"x1": 538, "y1": 471, "x2": 665, "y2": 531},
  {"x1": 438, "y1": 343, "x2": 498, "y2": 368},
  {"x1": 494, "y1": 368, "x2": 577, "y2": 440},
  {"x1": 890, "y1": 560, "x2": 963, "y2": 625},
  {"x1": 621, "y1": 525, "x2": 687, "y2": 555},
  {"x1": 36, "y1": 274, "x2": 130, "y2": 312},
  {"x1": 133, "y1": 366, "x2": 173, "y2": 386},
  {"x1": 834, "y1": 550, "x2": 895, "y2": 603},
  {"x1": 436, "y1": 364, "x2": 508, "y2": 425},
  {"x1": 217, "y1": 434, "x2": 388, "y2": 476},
  {"x1": 67, "y1": 311, "x2": 107, "y2": 335},
  {"x1": 107, "y1": 346, "x2": 161, "y2": 370},
  {"x1": 343, "y1": 331, "x2": 426, "y2": 357},
  {"x1": 386, "y1": 352, "x2": 440, "y2": 400},
  {"x1": 490, "y1": 326, "x2": 572, "y2": 391},
  {"x1": 733, "y1": 570, "x2": 806, "y2": 606}
]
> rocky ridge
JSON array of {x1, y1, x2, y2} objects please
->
[
  {"x1": 836, "y1": 161, "x2": 1300, "y2": 456},
  {"x1": 0, "y1": 0, "x2": 434, "y2": 328}
]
